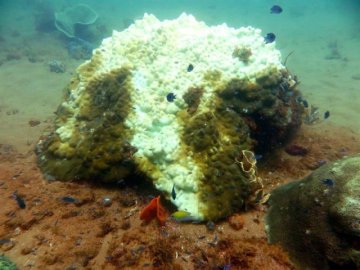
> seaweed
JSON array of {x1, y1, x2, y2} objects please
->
[{"x1": 0, "y1": 255, "x2": 18, "y2": 270}]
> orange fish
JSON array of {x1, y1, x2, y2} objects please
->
[{"x1": 140, "y1": 196, "x2": 167, "y2": 226}]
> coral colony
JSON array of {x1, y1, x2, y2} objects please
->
[{"x1": 37, "y1": 14, "x2": 303, "y2": 221}]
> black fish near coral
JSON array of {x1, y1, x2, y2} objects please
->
[
  {"x1": 12, "y1": 191, "x2": 26, "y2": 209},
  {"x1": 0, "y1": 239, "x2": 11, "y2": 245},
  {"x1": 61, "y1": 196, "x2": 78, "y2": 203},
  {"x1": 324, "y1": 110, "x2": 330, "y2": 119},
  {"x1": 322, "y1": 178, "x2": 335, "y2": 187},
  {"x1": 171, "y1": 184, "x2": 176, "y2": 200},
  {"x1": 270, "y1": 5, "x2": 283, "y2": 14},
  {"x1": 264, "y1": 33, "x2": 276, "y2": 44},
  {"x1": 302, "y1": 100, "x2": 309, "y2": 108},
  {"x1": 166, "y1": 92, "x2": 176, "y2": 102},
  {"x1": 187, "y1": 63, "x2": 194, "y2": 72}
]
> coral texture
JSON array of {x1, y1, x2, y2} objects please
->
[{"x1": 37, "y1": 13, "x2": 303, "y2": 220}]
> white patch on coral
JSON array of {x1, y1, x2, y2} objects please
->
[{"x1": 63, "y1": 13, "x2": 284, "y2": 219}]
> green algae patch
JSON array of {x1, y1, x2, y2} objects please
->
[{"x1": 0, "y1": 255, "x2": 18, "y2": 270}]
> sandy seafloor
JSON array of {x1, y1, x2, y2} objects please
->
[{"x1": 0, "y1": 0, "x2": 359, "y2": 269}]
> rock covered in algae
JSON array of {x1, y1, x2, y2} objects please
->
[
  {"x1": 266, "y1": 154, "x2": 360, "y2": 270},
  {"x1": 36, "y1": 13, "x2": 303, "y2": 220}
]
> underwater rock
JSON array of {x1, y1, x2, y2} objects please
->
[
  {"x1": 6, "y1": 51, "x2": 21, "y2": 61},
  {"x1": 36, "y1": 13, "x2": 303, "y2": 221},
  {"x1": 48, "y1": 60, "x2": 65, "y2": 73},
  {"x1": 66, "y1": 38, "x2": 94, "y2": 60},
  {"x1": 28, "y1": 119, "x2": 41, "y2": 127},
  {"x1": 266, "y1": 154, "x2": 360, "y2": 270}
]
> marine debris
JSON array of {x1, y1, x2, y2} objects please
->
[
  {"x1": 140, "y1": 196, "x2": 168, "y2": 226},
  {"x1": 54, "y1": 4, "x2": 98, "y2": 38},
  {"x1": 36, "y1": 13, "x2": 304, "y2": 221}
]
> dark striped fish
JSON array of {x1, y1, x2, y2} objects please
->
[{"x1": 12, "y1": 191, "x2": 26, "y2": 209}]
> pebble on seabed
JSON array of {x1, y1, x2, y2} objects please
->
[{"x1": 103, "y1": 197, "x2": 112, "y2": 207}]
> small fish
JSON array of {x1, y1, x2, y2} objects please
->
[
  {"x1": 324, "y1": 110, "x2": 330, "y2": 119},
  {"x1": 302, "y1": 100, "x2": 309, "y2": 108},
  {"x1": 171, "y1": 210, "x2": 200, "y2": 222},
  {"x1": 270, "y1": 5, "x2": 283, "y2": 14},
  {"x1": 171, "y1": 210, "x2": 190, "y2": 219},
  {"x1": 322, "y1": 178, "x2": 334, "y2": 187},
  {"x1": 264, "y1": 33, "x2": 276, "y2": 44},
  {"x1": 187, "y1": 64, "x2": 194, "y2": 72},
  {"x1": 166, "y1": 92, "x2": 176, "y2": 102},
  {"x1": 0, "y1": 239, "x2": 11, "y2": 245},
  {"x1": 171, "y1": 184, "x2": 176, "y2": 200},
  {"x1": 61, "y1": 196, "x2": 78, "y2": 203},
  {"x1": 12, "y1": 191, "x2": 26, "y2": 209},
  {"x1": 206, "y1": 220, "x2": 215, "y2": 231}
]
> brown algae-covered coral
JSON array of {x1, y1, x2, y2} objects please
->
[{"x1": 36, "y1": 13, "x2": 303, "y2": 220}]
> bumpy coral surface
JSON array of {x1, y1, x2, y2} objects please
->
[{"x1": 36, "y1": 13, "x2": 303, "y2": 220}]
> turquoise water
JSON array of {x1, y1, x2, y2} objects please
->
[
  {"x1": 1, "y1": 0, "x2": 359, "y2": 138},
  {"x1": 0, "y1": 1, "x2": 359, "y2": 269}
]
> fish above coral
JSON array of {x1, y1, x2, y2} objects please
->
[{"x1": 270, "y1": 5, "x2": 283, "y2": 14}]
